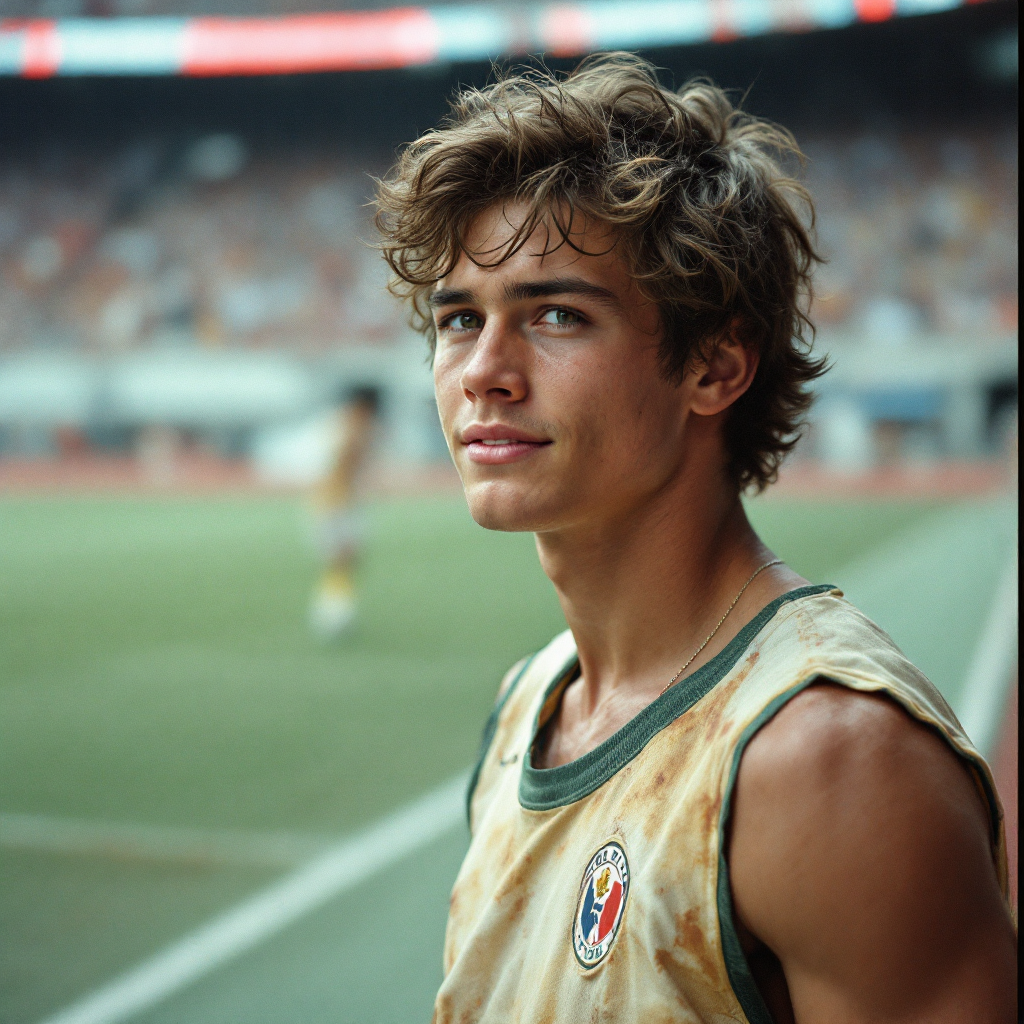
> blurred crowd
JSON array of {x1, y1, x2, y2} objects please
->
[
  {"x1": 0, "y1": 138, "x2": 404, "y2": 356},
  {"x1": 0, "y1": 128, "x2": 1017, "y2": 356},
  {"x1": 804, "y1": 129, "x2": 1018, "y2": 344}
]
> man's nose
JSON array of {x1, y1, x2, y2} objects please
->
[{"x1": 460, "y1": 321, "x2": 528, "y2": 404}]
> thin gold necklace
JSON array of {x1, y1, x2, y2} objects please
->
[{"x1": 660, "y1": 559, "x2": 783, "y2": 696}]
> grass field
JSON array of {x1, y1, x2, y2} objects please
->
[{"x1": 0, "y1": 491, "x2": 1015, "y2": 1024}]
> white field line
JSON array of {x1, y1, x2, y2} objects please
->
[
  {"x1": 957, "y1": 548, "x2": 1019, "y2": 759},
  {"x1": 35, "y1": 771, "x2": 468, "y2": 1024},
  {"x1": 0, "y1": 813, "x2": 332, "y2": 868}
]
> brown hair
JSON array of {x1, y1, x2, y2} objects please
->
[{"x1": 374, "y1": 52, "x2": 827, "y2": 491}]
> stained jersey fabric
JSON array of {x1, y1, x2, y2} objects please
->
[{"x1": 434, "y1": 585, "x2": 1010, "y2": 1024}]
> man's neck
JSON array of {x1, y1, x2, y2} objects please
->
[{"x1": 534, "y1": 461, "x2": 789, "y2": 721}]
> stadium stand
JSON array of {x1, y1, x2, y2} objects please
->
[
  {"x1": 0, "y1": 128, "x2": 1015, "y2": 353},
  {"x1": 805, "y1": 129, "x2": 1017, "y2": 343},
  {"x1": 0, "y1": 146, "x2": 403, "y2": 354},
  {"x1": 0, "y1": 0, "x2": 1016, "y2": 468}
]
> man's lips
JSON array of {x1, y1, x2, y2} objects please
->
[{"x1": 461, "y1": 425, "x2": 552, "y2": 465}]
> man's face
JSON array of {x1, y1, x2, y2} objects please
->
[{"x1": 431, "y1": 202, "x2": 695, "y2": 535}]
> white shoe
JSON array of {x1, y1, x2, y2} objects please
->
[{"x1": 309, "y1": 592, "x2": 356, "y2": 638}]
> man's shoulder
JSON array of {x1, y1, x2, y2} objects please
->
[
  {"x1": 466, "y1": 630, "x2": 577, "y2": 830},
  {"x1": 728, "y1": 680, "x2": 1013, "y2": 1019},
  {"x1": 732, "y1": 680, "x2": 1001, "y2": 918},
  {"x1": 728, "y1": 596, "x2": 1007, "y2": 926},
  {"x1": 737, "y1": 681, "x2": 973, "y2": 803},
  {"x1": 483, "y1": 630, "x2": 577, "y2": 744},
  {"x1": 766, "y1": 585, "x2": 897, "y2": 656},
  {"x1": 747, "y1": 586, "x2": 892, "y2": 676},
  {"x1": 756, "y1": 587, "x2": 962, "y2": 729},
  {"x1": 497, "y1": 628, "x2": 576, "y2": 700}
]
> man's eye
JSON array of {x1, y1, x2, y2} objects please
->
[
  {"x1": 444, "y1": 313, "x2": 483, "y2": 331},
  {"x1": 540, "y1": 308, "x2": 584, "y2": 327}
]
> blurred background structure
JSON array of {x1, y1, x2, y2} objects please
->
[
  {"x1": 0, "y1": 2, "x2": 1017, "y2": 1023},
  {"x1": 0, "y1": 0, "x2": 1018, "y2": 477}
]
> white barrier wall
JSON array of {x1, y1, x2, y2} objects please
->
[
  {"x1": 812, "y1": 335, "x2": 1018, "y2": 463},
  {"x1": 0, "y1": 335, "x2": 1016, "y2": 463}
]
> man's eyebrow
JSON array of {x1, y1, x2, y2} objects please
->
[
  {"x1": 428, "y1": 288, "x2": 475, "y2": 309},
  {"x1": 427, "y1": 278, "x2": 620, "y2": 311},
  {"x1": 503, "y1": 278, "x2": 619, "y2": 306}
]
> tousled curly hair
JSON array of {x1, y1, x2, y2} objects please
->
[{"x1": 374, "y1": 53, "x2": 828, "y2": 492}]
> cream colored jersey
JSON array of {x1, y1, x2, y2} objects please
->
[{"x1": 435, "y1": 585, "x2": 1009, "y2": 1024}]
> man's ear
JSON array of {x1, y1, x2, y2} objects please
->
[{"x1": 689, "y1": 323, "x2": 759, "y2": 418}]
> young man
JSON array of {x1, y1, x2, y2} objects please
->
[{"x1": 376, "y1": 55, "x2": 1015, "y2": 1022}]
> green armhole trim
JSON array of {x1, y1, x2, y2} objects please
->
[
  {"x1": 716, "y1": 680, "x2": 818, "y2": 1024},
  {"x1": 519, "y1": 585, "x2": 838, "y2": 812},
  {"x1": 465, "y1": 653, "x2": 537, "y2": 826},
  {"x1": 716, "y1": 677, "x2": 1006, "y2": 1024}
]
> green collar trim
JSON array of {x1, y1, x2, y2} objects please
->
[{"x1": 518, "y1": 584, "x2": 836, "y2": 811}]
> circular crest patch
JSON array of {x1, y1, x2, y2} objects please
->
[{"x1": 572, "y1": 840, "x2": 630, "y2": 969}]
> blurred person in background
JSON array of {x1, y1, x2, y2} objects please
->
[{"x1": 308, "y1": 385, "x2": 380, "y2": 638}]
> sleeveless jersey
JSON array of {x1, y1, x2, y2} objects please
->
[{"x1": 434, "y1": 585, "x2": 1009, "y2": 1024}]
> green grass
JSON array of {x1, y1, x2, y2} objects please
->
[
  {"x1": 2, "y1": 851, "x2": 279, "y2": 1023},
  {"x1": 0, "y1": 491, "x2": 1004, "y2": 1024},
  {"x1": 0, "y1": 497, "x2": 560, "y2": 832}
]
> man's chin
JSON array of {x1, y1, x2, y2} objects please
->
[{"x1": 463, "y1": 480, "x2": 549, "y2": 533}]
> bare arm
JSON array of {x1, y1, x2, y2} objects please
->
[{"x1": 728, "y1": 683, "x2": 1016, "y2": 1024}]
